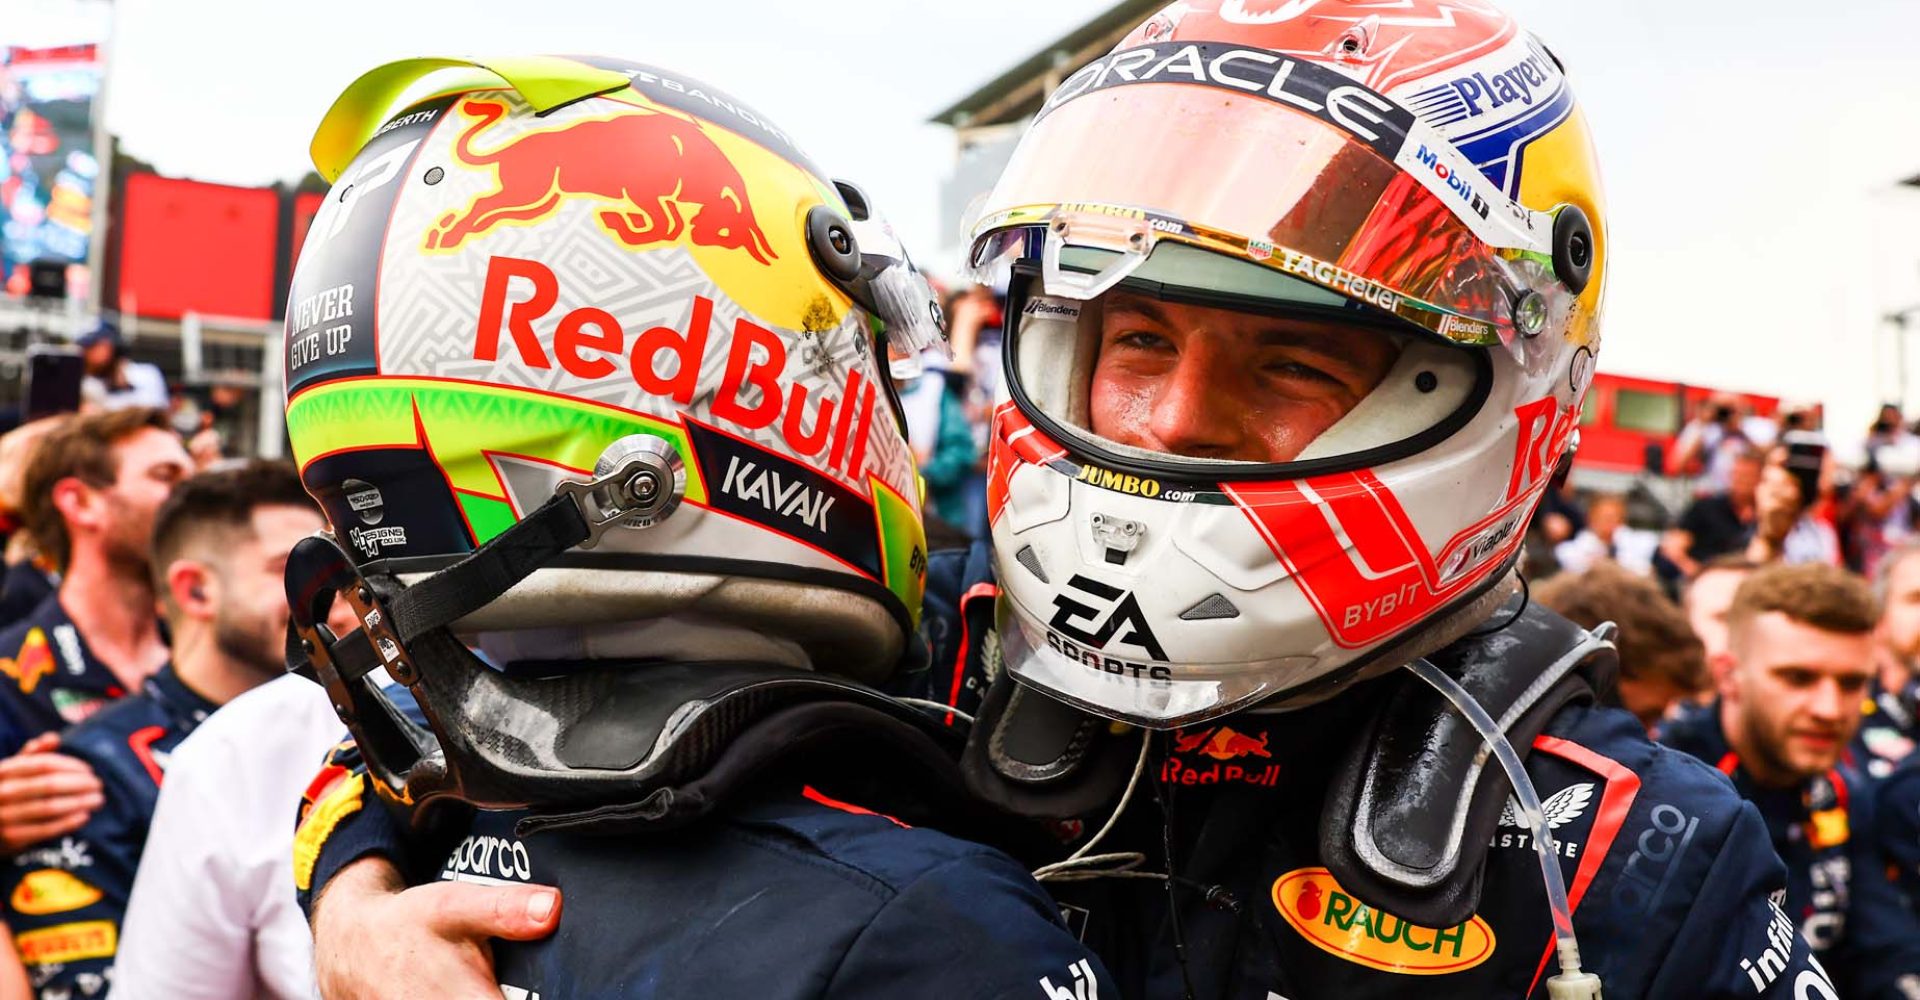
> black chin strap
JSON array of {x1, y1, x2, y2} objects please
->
[{"x1": 383, "y1": 492, "x2": 591, "y2": 645}]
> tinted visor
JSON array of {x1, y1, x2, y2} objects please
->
[{"x1": 972, "y1": 81, "x2": 1568, "y2": 347}]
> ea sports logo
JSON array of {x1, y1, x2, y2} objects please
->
[{"x1": 1048, "y1": 574, "x2": 1167, "y2": 662}]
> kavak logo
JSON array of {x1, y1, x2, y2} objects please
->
[
  {"x1": 1273, "y1": 867, "x2": 1496, "y2": 975},
  {"x1": 428, "y1": 99, "x2": 775, "y2": 263},
  {"x1": 11, "y1": 869, "x2": 101, "y2": 916}
]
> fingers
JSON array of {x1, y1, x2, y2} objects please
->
[
  {"x1": 423, "y1": 881, "x2": 562, "y2": 942},
  {"x1": 0, "y1": 789, "x2": 102, "y2": 824},
  {"x1": 0, "y1": 758, "x2": 103, "y2": 804},
  {"x1": 15, "y1": 734, "x2": 59, "y2": 755},
  {"x1": 311, "y1": 859, "x2": 556, "y2": 1000},
  {"x1": 0, "y1": 810, "x2": 93, "y2": 851}
]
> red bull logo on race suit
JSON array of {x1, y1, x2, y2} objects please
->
[{"x1": 426, "y1": 98, "x2": 777, "y2": 263}]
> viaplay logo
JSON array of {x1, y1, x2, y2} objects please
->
[
  {"x1": 426, "y1": 99, "x2": 776, "y2": 263},
  {"x1": 1273, "y1": 867, "x2": 1496, "y2": 975}
]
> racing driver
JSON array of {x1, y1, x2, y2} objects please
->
[
  {"x1": 297, "y1": 5, "x2": 1841, "y2": 999},
  {"x1": 279, "y1": 55, "x2": 1111, "y2": 999}
]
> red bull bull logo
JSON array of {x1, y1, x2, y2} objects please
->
[
  {"x1": 1173, "y1": 725, "x2": 1273, "y2": 761},
  {"x1": 1163, "y1": 726, "x2": 1280, "y2": 787},
  {"x1": 427, "y1": 99, "x2": 777, "y2": 263}
]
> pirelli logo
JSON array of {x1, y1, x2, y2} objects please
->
[{"x1": 15, "y1": 919, "x2": 115, "y2": 965}]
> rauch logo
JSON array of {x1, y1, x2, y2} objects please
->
[{"x1": 1272, "y1": 867, "x2": 1496, "y2": 975}]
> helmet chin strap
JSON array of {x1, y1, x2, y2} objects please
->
[{"x1": 1247, "y1": 571, "x2": 1523, "y2": 715}]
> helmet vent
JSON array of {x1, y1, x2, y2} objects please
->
[
  {"x1": 1014, "y1": 544, "x2": 1050, "y2": 583},
  {"x1": 1179, "y1": 594, "x2": 1241, "y2": 621}
]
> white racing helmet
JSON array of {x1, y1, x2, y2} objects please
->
[{"x1": 970, "y1": 0, "x2": 1608, "y2": 728}]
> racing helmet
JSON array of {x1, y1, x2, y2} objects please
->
[
  {"x1": 970, "y1": 0, "x2": 1606, "y2": 729},
  {"x1": 282, "y1": 57, "x2": 942, "y2": 809}
]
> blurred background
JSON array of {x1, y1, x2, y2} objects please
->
[{"x1": 7, "y1": 0, "x2": 1920, "y2": 549}]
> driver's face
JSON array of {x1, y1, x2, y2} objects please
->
[{"x1": 1088, "y1": 292, "x2": 1400, "y2": 463}]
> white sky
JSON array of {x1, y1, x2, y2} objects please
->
[{"x1": 16, "y1": 0, "x2": 1920, "y2": 436}]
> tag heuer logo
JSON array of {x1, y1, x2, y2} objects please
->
[{"x1": 1499, "y1": 783, "x2": 1593, "y2": 830}]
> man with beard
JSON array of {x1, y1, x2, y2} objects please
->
[
  {"x1": 1659, "y1": 563, "x2": 1920, "y2": 992},
  {"x1": 300, "y1": 4, "x2": 1854, "y2": 997},
  {"x1": 0, "y1": 410, "x2": 189, "y2": 855},
  {"x1": 0, "y1": 461, "x2": 321, "y2": 997}
]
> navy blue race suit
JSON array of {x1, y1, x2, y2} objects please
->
[
  {"x1": 302, "y1": 546, "x2": 1836, "y2": 999},
  {"x1": 293, "y1": 728, "x2": 1115, "y2": 999},
  {"x1": 1658, "y1": 700, "x2": 1920, "y2": 999},
  {"x1": 0, "y1": 595, "x2": 131, "y2": 759},
  {"x1": 1853, "y1": 676, "x2": 1920, "y2": 779},
  {"x1": 1, "y1": 665, "x2": 215, "y2": 1000},
  {"x1": 0, "y1": 560, "x2": 55, "y2": 632}
]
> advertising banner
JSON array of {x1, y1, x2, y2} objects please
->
[{"x1": 1, "y1": 42, "x2": 101, "y2": 297}]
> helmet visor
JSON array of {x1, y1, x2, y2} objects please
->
[{"x1": 971, "y1": 76, "x2": 1567, "y2": 348}]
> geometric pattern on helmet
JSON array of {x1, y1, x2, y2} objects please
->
[{"x1": 285, "y1": 62, "x2": 930, "y2": 634}]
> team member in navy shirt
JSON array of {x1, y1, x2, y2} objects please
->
[
  {"x1": 0, "y1": 410, "x2": 189, "y2": 858},
  {"x1": 0, "y1": 461, "x2": 323, "y2": 996},
  {"x1": 1660, "y1": 563, "x2": 1920, "y2": 998}
]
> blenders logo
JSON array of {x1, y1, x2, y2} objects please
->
[
  {"x1": 343, "y1": 479, "x2": 384, "y2": 526},
  {"x1": 1039, "y1": 42, "x2": 1415, "y2": 161},
  {"x1": 1048, "y1": 574, "x2": 1170, "y2": 681},
  {"x1": 427, "y1": 99, "x2": 776, "y2": 263},
  {"x1": 1023, "y1": 297, "x2": 1081, "y2": 320}
]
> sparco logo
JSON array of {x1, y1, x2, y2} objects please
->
[
  {"x1": 442, "y1": 835, "x2": 532, "y2": 885},
  {"x1": 1610, "y1": 803, "x2": 1698, "y2": 914}
]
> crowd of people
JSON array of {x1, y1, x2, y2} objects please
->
[{"x1": 0, "y1": 2, "x2": 1916, "y2": 999}]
